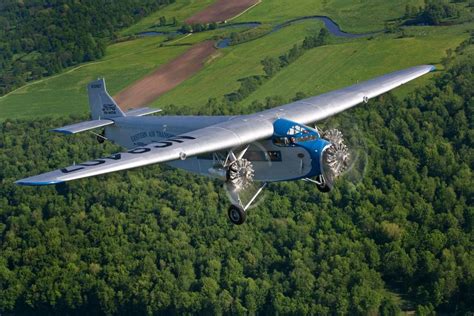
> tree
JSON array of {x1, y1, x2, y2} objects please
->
[
  {"x1": 159, "y1": 16, "x2": 167, "y2": 26},
  {"x1": 261, "y1": 57, "x2": 280, "y2": 77}
]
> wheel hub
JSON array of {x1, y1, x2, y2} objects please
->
[{"x1": 230, "y1": 208, "x2": 240, "y2": 221}]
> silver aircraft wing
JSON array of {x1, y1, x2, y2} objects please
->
[
  {"x1": 259, "y1": 65, "x2": 435, "y2": 124},
  {"x1": 16, "y1": 65, "x2": 434, "y2": 185},
  {"x1": 16, "y1": 118, "x2": 274, "y2": 185}
]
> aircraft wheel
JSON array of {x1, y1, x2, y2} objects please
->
[
  {"x1": 315, "y1": 175, "x2": 332, "y2": 193},
  {"x1": 316, "y1": 183, "x2": 331, "y2": 193},
  {"x1": 228, "y1": 205, "x2": 246, "y2": 225}
]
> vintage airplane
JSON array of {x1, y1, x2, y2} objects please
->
[{"x1": 16, "y1": 65, "x2": 435, "y2": 224}]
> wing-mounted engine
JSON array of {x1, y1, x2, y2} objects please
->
[{"x1": 219, "y1": 145, "x2": 270, "y2": 225}]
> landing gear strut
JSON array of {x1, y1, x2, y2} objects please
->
[
  {"x1": 303, "y1": 176, "x2": 331, "y2": 192},
  {"x1": 223, "y1": 146, "x2": 267, "y2": 225},
  {"x1": 315, "y1": 175, "x2": 331, "y2": 192},
  {"x1": 89, "y1": 129, "x2": 107, "y2": 144},
  {"x1": 226, "y1": 182, "x2": 267, "y2": 225}
]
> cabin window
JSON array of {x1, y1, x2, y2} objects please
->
[
  {"x1": 273, "y1": 137, "x2": 290, "y2": 146},
  {"x1": 244, "y1": 151, "x2": 282, "y2": 162}
]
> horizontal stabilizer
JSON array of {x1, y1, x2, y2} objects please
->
[
  {"x1": 52, "y1": 119, "x2": 114, "y2": 134},
  {"x1": 125, "y1": 107, "x2": 162, "y2": 117}
]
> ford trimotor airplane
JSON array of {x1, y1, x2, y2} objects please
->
[{"x1": 17, "y1": 65, "x2": 435, "y2": 224}]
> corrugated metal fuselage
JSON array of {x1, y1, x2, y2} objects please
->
[{"x1": 105, "y1": 116, "x2": 314, "y2": 182}]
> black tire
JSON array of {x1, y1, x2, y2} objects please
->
[
  {"x1": 316, "y1": 183, "x2": 331, "y2": 193},
  {"x1": 96, "y1": 130, "x2": 105, "y2": 144},
  {"x1": 315, "y1": 175, "x2": 332, "y2": 193},
  {"x1": 228, "y1": 205, "x2": 246, "y2": 225}
]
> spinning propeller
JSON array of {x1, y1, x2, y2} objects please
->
[{"x1": 316, "y1": 116, "x2": 368, "y2": 190}]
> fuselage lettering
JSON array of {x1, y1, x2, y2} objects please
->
[
  {"x1": 154, "y1": 141, "x2": 172, "y2": 148},
  {"x1": 79, "y1": 159, "x2": 106, "y2": 166},
  {"x1": 128, "y1": 147, "x2": 151, "y2": 154},
  {"x1": 61, "y1": 166, "x2": 85, "y2": 174},
  {"x1": 59, "y1": 135, "x2": 196, "y2": 174}
]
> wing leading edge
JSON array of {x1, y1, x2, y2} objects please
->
[
  {"x1": 16, "y1": 119, "x2": 274, "y2": 185},
  {"x1": 16, "y1": 65, "x2": 434, "y2": 186},
  {"x1": 262, "y1": 65, "x2": 435, "y2": 124}
]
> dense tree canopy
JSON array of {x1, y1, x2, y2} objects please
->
[{"x1": 0, "y1": 48, "x2": 472, "y2": 314}]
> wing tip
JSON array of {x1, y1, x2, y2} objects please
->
[{"x1": 15, "y1": 179, "x2": 64, "y2": 186}]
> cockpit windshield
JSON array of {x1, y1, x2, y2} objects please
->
[
  {"x1": 273, "y1": 118, "x2": 321, "y2": 146},
  {"x1": 273, "y1": 133, "x2": 319, "y2": 146}
]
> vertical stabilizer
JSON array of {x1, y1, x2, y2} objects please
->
[{"x1": 88, "y1": 78, "x2": 125, "y2": 120}]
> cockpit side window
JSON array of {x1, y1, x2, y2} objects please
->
[{"x1": 273, "y1": 137, "x2": 290, "y2": 146}]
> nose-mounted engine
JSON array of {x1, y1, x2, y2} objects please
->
[
  {"x1": 318, "y1": 128, "x2": 350, "y2": 191},
  {"x1": 272, "y1": 119, "x2": 350, "y2": 192}
]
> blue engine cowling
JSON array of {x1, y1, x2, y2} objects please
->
[{"x1": 273, "y1": 118, "x2": 331, "y2": 179}]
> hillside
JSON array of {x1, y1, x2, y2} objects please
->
[
  {"x1": 0, "y1": 0, "x2": 177, "y2": 96},
  {"x1": 0, "y1": 0, "x2": 472, "y2": 119}
]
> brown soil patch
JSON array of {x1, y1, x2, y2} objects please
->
[
  {"x1": 114, "y1": 41, "x2": 217, "y2": 110},
  {"x1": 185, "y1": 0, "x2": 259, "y2": 24}
]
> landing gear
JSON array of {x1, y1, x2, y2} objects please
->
[
  {"x1": 96, "y1": 132, "x2": 105, "y2": 144},
  {"x1": 221, "y1": 146, "x2": 269, "y2": 225},
  {"x1": 226, "y1": 181, "x2": 267, "y2": 224},
  {"x1": 315, "y1": 175, "x2": 331, "y2": 193},
  {"x1": 303, "y1": 175, "x2": 331, "y2": 192},
  {"x1": 90, "y1": 129, "x2": 107, "y2": 144},
  {"x1": 228, "y1": 205, "x2": 246, "y2": 225}
]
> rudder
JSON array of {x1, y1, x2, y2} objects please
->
[{"x1": 88, "y1": 78, "x2": 125, "y2": 120}]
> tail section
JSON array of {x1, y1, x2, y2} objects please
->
[
  {"x1": 52, "y1": 78, "x2": 162, "y2": 135},
  {"x1": 88, "y1": 78, "x2": 125, "y2": 120}
]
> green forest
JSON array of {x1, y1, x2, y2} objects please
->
[
  {"x1": 0, "y1": 0, "x2": 176, "y2": 95},
  {"x1": 0, "y1": 37, "x2": 473, "y2": 315}
]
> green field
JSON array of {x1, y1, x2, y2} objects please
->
[
  {"x1": 152, "y1": 22, "x2": 470, "y2": 111},
  {"x1": 0, "y1": 0, "x2": 471, "y2": 120},
  {"x1": 152, "y1": 20, "x2": 325, "y2": 110},
  {"x1": 0, "y1": 29, "x2": 233, "y2": 119},
  {"x1": 0, "y1": 36, "x2": 184, "y2": 118},
  {"x1": 120, "y1": 0, "x2": 215, "y2": 35},
  {"x1": 241, "y1": 24, "x2": 471, "y2": 107},
  {"x1": 234, "y1": 0, "x2": 425, "y2": 33}
]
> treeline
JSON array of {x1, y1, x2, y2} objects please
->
[
  {"x1": 1, "y1": 40, "x2": 473, "y2": 316},
  {"x1": 228, "y1": 26, "x2": 271, "y2": 46},
  {"x1": 180, "y1": 22, "x2": 218, "y2": 33},
  {"x1": 0, "y1": 0, "x2": 176, "y2": 95},
  {"x1": 404, "y1": 0, "x2": 470, "y2": 25}
]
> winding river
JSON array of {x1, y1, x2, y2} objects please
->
[{"x1": 138, "y1": 16, "x2": 372, "y2": 48}]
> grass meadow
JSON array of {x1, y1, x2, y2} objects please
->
[
  {"x1": 152, "y1": 22, "x2": 471, "y2": 112},
  {"x1": 240, "y1": 24, "x2": 472, "y2": 107},
  {"x1": 0, "y1": 0, "x2": 471, "y2": 120},
  {"x1": 120, "y1": 0, "x2": 215, "y2": 35},
  {"x1": 234, "y1": 0, "x2": 425, "y2": 33}
]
